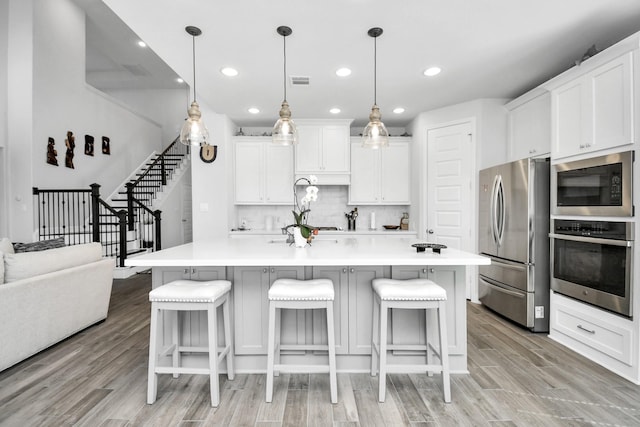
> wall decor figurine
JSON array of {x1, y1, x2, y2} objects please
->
[
  {"x1": 65, "y1": 131, "x2": 75, "y2": 169},
  {"x1": 46, "y1": 137, "x2": 58, "y2": 166},
  {"x1": 84, "y1": 134, "x2": 94, "y2": 156},
  {"x1": 102, "y1": 136, "x2": 110, "y2": 155}
]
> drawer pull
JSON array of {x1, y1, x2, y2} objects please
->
[{"x1": 577, "y1": 324, "x2": 596, "y2": 334}]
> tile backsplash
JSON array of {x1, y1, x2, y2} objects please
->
[{"x1": 234, "y1": 186, "x2": 410, "y2": 231}]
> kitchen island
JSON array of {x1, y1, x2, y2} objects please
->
[{"x1": 126, "y1": 236, "x2": 489, "y2": 373}]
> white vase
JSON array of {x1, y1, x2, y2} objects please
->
[{"x1": 293, "y1": 227, "x2": 307, "y2": 248}]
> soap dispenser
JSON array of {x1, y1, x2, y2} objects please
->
[{"x1": 400, "y1": 212, "x2": 409, "y2": 230}]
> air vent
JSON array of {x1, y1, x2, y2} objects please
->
[
  {"x1": 122, "y1": 64, "x2": 151, "y2": 76},
  {"x1": 290, "y1": 76, "x2": 310, "y2": 86}
]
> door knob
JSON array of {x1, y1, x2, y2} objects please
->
[{"x1": 427, "y1": 229, "x2": 434, "y2": 234}]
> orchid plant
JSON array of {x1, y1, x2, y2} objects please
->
[{"x1": 291, "y1": 175, "x2": 319, "y2": 239}]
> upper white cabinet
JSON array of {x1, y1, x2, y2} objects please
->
[
  {"x1": 506, "y1": 90, "x2": 551, "y2": 161},
  {"x1": 349, "y1": 138, "x2": 410, "y2": 205},
  {"x1": 234, "y1": 137, "x2": 293, "y2": 204},
  {"x1": 550, "y1": 51, "x2": 635, "y2": 159},
  {"x1": 295, "y1": 119, "x2": 352, "y2": 185}
]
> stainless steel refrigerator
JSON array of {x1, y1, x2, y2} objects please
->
[{"x1": 478, "y1": 157, "x2": 550, "y2": 332}]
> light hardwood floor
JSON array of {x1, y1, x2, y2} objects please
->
[{"x1": 2, "y1": 272, "x2": 640, "y2": 426}]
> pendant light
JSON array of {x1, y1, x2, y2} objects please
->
[
  {"x1": 179, "y1": 26, "x2": 210, "y2": 147},
  {"x1": 272, "y1": 26, "x2": 298, "y2": 145},
  {"x1": 362, "y1": 27, "x2": 389, "y2": 149}
]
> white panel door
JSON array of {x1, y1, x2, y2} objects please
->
[{"x1": 427, "y1": 121, "x2": 474, "y2": 298}]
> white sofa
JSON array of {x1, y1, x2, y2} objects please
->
[{"x1": 0, "y1": 240, "x2": 115, "y2": 372}]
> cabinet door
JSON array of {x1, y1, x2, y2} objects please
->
[
  {"x1": 233, "y1": 267, "x2": 270, "y2": 354},
  {"x1": 591, "y1": 52, "x2": 633, "y2": 151},
  {"x1": 265, "y1": 144, "x2": 294, "y2": 203},
  {"x1": 321, "y1": 126, "x2": 350, "y2": 173},
  {"x1": 508, "y1": 92, "x2": 551, "y2": 161},
  {"x1": 552, "y1": 80, "x2": 584, "y2": 159},
  {"x1": 269, "y1": 267, "x2": 306, "y2": 351},
  {"x1": 348, "y1": 266, "x2": 385, "y2": 354},
  {"x1": 295, "y1": 126, "x2": 322, "y2": 172},
  {"x1": 312, "y1": 266, "x2": 349, "y2": 354},
  {"x1": 380, "y1": 142, "x2": 410, "y2": 204},
  {"x1": 235, "y1": 141, "x2": 264, "y2": 203},
  {"x1": 349, "y1": 142, "x2": 379, "y2": 204},
  {"x1": 427, "y1": 266, "x2": 466, "y2": 356},
  {"x1": 390, "y1": 267, "x2": 427, "y2": 348}
]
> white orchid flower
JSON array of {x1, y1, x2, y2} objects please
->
[{"x1": 308, "y1": 175, "x2": 318, "y2": 185}]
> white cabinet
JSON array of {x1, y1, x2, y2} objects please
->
[
  {"x1": 550, "y1": 292, "x2": 634, "y2": 380},
  {"x1": 349, "y1": 138, "x2": 410, "y2": 205},
  {"x1": 551, "y1": 52, "x2": 634, "y2": 159},
  {"x1": 295, "y1": 120, "x2": 352, "y2": 184},
  {"x1": 234, "y1": 137, "x2": 293, "y2": 204},
  {"x1": 506, "y1": 90, "x2": 551, "y2": 161},
  {"x1": 233, "y1": 266, "x2": 305, "y2": 355}
]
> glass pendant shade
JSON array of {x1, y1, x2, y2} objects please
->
[
  {"x1": 180, "y1": 101, "x2": 209, "y2": 146},
  {"x1": 362, "y1": 104, "x2": 389, "y2": 149},
  {"x1": 272, "y1": 100, "x2": 298, "y2": 145}
]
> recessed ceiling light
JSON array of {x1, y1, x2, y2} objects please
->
[
  {"x1": 221, "y1": 67, "x2": 239, "y2": 77},
  {"x1": 423, "y1": 66, "x2": 441, "y2": 77},
  {"x1": 329, "y1": 107, "x2": 341, "y2": 114},
  {"x1": 248, "y1": 107, "x2": 260, "y2": 114},
  {"x1": 393, "y1": 107, "x2": 405, "y2": 114},
  {"x1": 137, "y1": 41, "x2": 147, "y2": 48},
  {"x1": 176, "y1": 78, "x2": 184, "y2": 84},
  {"x1": 335, "y1": 67, "x2": 352, "y2": 77}
]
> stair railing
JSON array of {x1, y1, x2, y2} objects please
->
[{"x1": 126, "y1": 137, "x2": 188, "y2": 230}]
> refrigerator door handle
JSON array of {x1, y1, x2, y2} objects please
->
[
  {"x1": 490, "y1": 174, "x2": 500, "y2": 245},
  {"x1": 480, "y1": 276, "x2": 527, "y2": 298},
  {"x1": 493, "y1": 174, "x2": 505, "y2": 246},
  {"x1": 486, "y1": 257, "x2": 529, "y2": 272}
]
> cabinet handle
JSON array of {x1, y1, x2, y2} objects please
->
[
  {"x1": 422, "y1": 268, "x2": 428, "y2": 274},
  {"x1": 350, "y1": 268, "x2": 355, "y2": 273},
  {"x1": 429, "y1": 268, "x2": 435, "y2": 274},
  {"x1": 343, "y1": 268, "x2": 348, "y2": 273},
  {"x1": 577, "y1": 324, "x2": 595, "y2": 334},
  {"x1": 263, "y1": 268, "x2": 268, "y2": 274},
  {"x1": 192, "y1": 268, "x2": 196, "y2": 275},
  {"x1": 184, "y1": 268, "x2": 189, "y2": 275},
  {"x1": 270, "y1": 268, "x2": 275, "y2": 274},
  {"x1": 585, "y1": 143, "x2": 591, "y2": 148},
  {"x1": 579, "y1": 144, "x2": 586, "y2": 149}
]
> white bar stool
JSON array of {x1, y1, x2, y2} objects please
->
[
  {"x1": 266, "y1": 278, "x2": 337, "y2": 404},
  {"x1": 147, "y1": 279, "x2": 234, "y2": 407},
  {"x1": 371, "y1": 278, "x2": 451, "y2": 403}
]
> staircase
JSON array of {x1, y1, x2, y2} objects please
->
[{"x1": 32, "y1": 137, "x2": 190, "y2": 277}]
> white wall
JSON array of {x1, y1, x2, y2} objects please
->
[
  {"x1": 2, "y1": 0, "x2": 172, "y2": 241},
  {"x1": 0, "y1": 0, "x2": 9, "y2": 237}
]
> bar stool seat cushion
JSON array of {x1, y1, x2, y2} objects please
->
[
  {"x1": 269, "y1": 278, "x2": 334, "y2": 301},
  {"x1": 373, "y1": 278, "x2": 447, "y2": 301},
  {"x1": 149, "y1": 280, "x2": 232, "y2": 303}
]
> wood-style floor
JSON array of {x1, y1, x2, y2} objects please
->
[{"x1": 2, "y1": 273, "x2": 640, "y2": 426}]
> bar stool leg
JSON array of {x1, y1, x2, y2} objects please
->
[
  {"x1": 147, "y1": 303, "x2": 160, "y2": 404},
  {"x1": 266, "y1": 301, "x2": 277, "y2": 403},
  {"x1": 207, "y1": 302, "x2": 220, "y2": 407},
  {"x1": 437, "y1": 300, "x2": 451, "y2": 403},
  {"x1": 274, "y1": 307, "x2": 281, "y2": 377},
  {"x1": 326, "y1": 301, "x2": 338, "y2": 404},
  {"x1": 171, "y1": 310, "x2": 180, "y2": 379},
  {"x1": 222, "y1": 295, "x2": 235, "y2": 380},
  {"x1": 378, "y1": 301, "x2": 388, "y2": 403},
  {"x1": 425, "y1": 309, "x2": 433, "y2": 377},
  {"x1": 371, "y1": 294, "x2": 379, "y2": 376}
]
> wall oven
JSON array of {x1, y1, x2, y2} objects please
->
[
  {"x1": 552, "y1": 151, "x2": 633, "y2": 216},
  {"x1": 550, "y1": 219, "x2": 634, "y2": 317}
]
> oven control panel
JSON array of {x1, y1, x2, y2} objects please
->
[{"x1": 553, "y1": 219, "x2": 632, "y2": 240}]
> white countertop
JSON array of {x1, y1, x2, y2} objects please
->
[
  {"x1": 125, "y1": 236, "x2": 490, "y2": 267},
  {"x1": 229, "y1": 229, "x2": 417, "y2": 236}
]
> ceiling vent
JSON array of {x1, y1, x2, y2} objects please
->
[{"x1": 290, "y1": 76, "x2": 310, "y2": 86}]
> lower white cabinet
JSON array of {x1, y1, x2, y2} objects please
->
[
  {"x1": 550, "y1": 292, "x2": 633, "y2": 369},
  {"x1": 233, "y1": 266, "x2": 305, "y2": 355},
  {"x1": 390, "y1": 265, "x2": 466, "y2": 357}
]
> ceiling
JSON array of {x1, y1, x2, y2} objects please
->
[{"x1": 75, "y1": 0, "x2": 640, "y2": 128}]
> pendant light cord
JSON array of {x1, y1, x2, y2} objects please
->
[
  {"x1": 283, "y1": 34, "x2": 287, "y2": 102},
  {"x1": 192, "y1": 35, "x2": 197, "y2": 103},
  {"x1": 373, "y1": 35, "x2": 377, "y2": 105}
]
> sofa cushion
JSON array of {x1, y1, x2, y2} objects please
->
[
  {"x1": 0, "y1": 238, "x2": 14, "y2": 254},
  {"x1": 4, "y1": 242, "x2": 103, "y2": 283},
  {"x1": 13, "y1": 237, "x2": 66, "y2": 253}
]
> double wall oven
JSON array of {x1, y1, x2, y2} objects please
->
[{"x1": 550, "y1": 151, "x2": 634, "y2": 318}]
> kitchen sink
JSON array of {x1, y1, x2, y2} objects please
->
[{"x1": 267, "y1": 238, "x2": 339, "y2": 244}]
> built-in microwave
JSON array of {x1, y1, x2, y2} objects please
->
[{"x1": 551, "y1": 151, "x2": 634, "y2": 217}]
